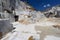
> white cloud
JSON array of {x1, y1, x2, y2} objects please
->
[
  {"x1": 43, "y1": 5, "x2": 46, "y2": 7},
  {"x1": 47, "y1": 4, "x2": 50, "y2": 7}
]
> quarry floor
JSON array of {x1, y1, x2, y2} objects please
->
[{"x1": 1, "y1": 18, "x2": 60, "y2": 40}]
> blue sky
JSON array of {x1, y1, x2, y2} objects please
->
[{"x1": 21, "y1": 0, "x2": 60, "y2": 11}]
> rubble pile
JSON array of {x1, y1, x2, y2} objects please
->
[
  {"x1": 18, "y1": 19, "x2": 31, "y2": 25},
  {"x1": 18, "y1": 11, "x2": 46, "y2": 24},
  {"x1": 15, "y1": 1, "x2": 46, "y2": 24}
]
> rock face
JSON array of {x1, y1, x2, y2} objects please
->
[
  {"x1": 0, "y1": 0, "x2": 16, "y2": 13},
  {"x1": 0, "y1": 0, "x2": 2, "y2": 12},
  {"x1": 0, "y1": 19, "x2": 13, "y2": 38}
]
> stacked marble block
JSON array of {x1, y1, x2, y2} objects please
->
[{"x1": 0, "y1": 19, "x2": 13, "y2": 38}]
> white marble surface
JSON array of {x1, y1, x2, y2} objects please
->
[{"x1": 1, "y1": 22, "x2": 60, "y2": 40}]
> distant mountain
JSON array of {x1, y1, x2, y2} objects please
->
[{"x1": 43, "y1": 5, "x2": 60, "y2": 17}]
